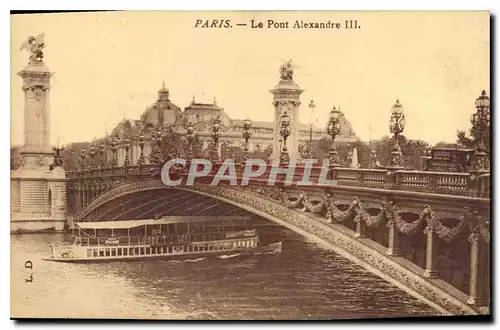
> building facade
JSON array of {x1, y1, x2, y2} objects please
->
[{"x1": 109, "y1": 77, "x2": 358, "y2": 166}]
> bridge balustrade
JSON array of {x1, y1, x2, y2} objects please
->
[{"x1": 67, "y1": 163, "x2": 490, "y2": 217}]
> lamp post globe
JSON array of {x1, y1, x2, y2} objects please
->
[
  {"x1": 211, "y1": 116, "x2": 222, "y2": 162},
  {"x1": 388, "y1": 99, "x2": 405, "y2": 168},
  {"x1": 279, "y1": 111, "x2": 291, "y2": 165},
  {"x1": 242, "y1": 118, "x2": 252, "y2": 161},
  {"x1": 186, "y1": 123, "x2": 195, "y2": 161},
  {"x1": 470, "y1": 90, "x2": 491, "y2": 171},
  {"x1": 326, "y1": 106, "x2": 342, "y2": 167}
]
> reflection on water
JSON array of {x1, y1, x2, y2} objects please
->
[{"x1": 11, "y1": 219, "x2": 439, "y2": 319}]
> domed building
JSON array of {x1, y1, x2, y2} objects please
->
[
  {"x1": 140, "y1": 82, "x2": 183, "y2": 130},
  {"x1": 109, "y1": 82, "x2": 358, "y2": 166}
]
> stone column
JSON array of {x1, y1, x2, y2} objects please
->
[
  {"x1": 270, "y1": 63, "x2": 304, "y2": 163},
  {"x1": 387, "y1": 220, "x2": 402, "y2": 256},
  {"x1": 354, "y1": 200, "x2": 367, "y2": 238},
  {"x1": 355, "y1": 219, "x2": 367, "y2": 238},
  {"x1": 18, "y1": 61, "x2": 54, "y2": 167},
  {"x1": 424, "y1": 218, "x2": 439, "y2": 278},
  {"x1": 11, "y1": 41, "x2": 69, "y2": 232},
  {"x1": 467, "y1": 233, "x2": 489, "y2": 307}
]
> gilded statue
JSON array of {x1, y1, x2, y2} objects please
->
[
  {"x1": 20, "y1": 33, "x2": 45, "y2": 64},
  {"x1": 279, "y1": 60, "x2": 294, "y2": 81}
]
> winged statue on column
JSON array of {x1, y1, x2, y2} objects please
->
[{"x1": 20, "y1": 33, "x2": 45, "y2": 64}]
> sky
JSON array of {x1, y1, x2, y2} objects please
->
[{"x1": 10, "y1": 11, "x2": 489, "y2": 146}]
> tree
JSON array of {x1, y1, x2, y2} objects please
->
[
  {"x1": 402, "y1": 139, "x2": 430, "y2": 169},
  {"x1": 457, "y1": 121, "x2": 490, "y2": 152},
  {"x1": 433, "y1": 141, "x2": 459, "y2": 149}
]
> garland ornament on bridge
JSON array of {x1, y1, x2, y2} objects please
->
[
  {"x1": 326, "y1": 106, "x2": 342, "y2": 168},
  {"x1": 424, "y1": 208, "x2": 466, "y2": 243},
  {"x1": 386, "y1": 203, "x2": 433, "y2": 236},
  {"x1": 279, "y1": 108, "x2": 291, "y2": 165},
  {"x1": 463, "y1": 206, "x2": 490, "y2": 244},
  {"x1": 389, "y1": 99, "x2": 406, "y2": 168},
  {"x1": 278, "y1": 189, "x2": 359, "y2": 224}
]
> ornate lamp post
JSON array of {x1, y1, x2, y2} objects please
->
[
  {"x1": 89, "y1": 142, "x2": 96, "y2": 169},
  {"x1": 69, "y1": 146, "x2": 75, "y2": 170},
  {"x1": 211, "y1": 116, "x2": 221, "y2": 162},
  {"x1": 470, "y1": 90, "x2": 490, "y2": 171},
  {"x1": 123, "y1": 136, "x2": 131, "y2": 168},
  {"x1": 388, "y1": 99, "x2": 406, "y2": 168},
  {"x1": 79, "y1": 149, "x2": 87, "y2": 171},
  {"x1": 155, "y1": 126, "x2": 164, "y2": 164},
  {"x1": 110, "y1": 137, "x2": 118, "y2": 168},
  {"x1": 150, "y1": 129, "x2": 158, "y2": 164},
  {"x1": 186, "y1": 122, "x2": 195, "y2": 161},
  {"x1": 280, "y1": 111, "x2": 291, "y2": 164},
  {"x1": 308, "y1": 99, "x2": 316, "y2": 145},
  {"x1": 242, "y1": 118, "x2": 252, "y2": 161},
  {"x1": 137, "y1": 131, "x2": 146, "y2": 166},
  {"x1": 99, "y1": 141, "x2": 106, "y2": 169},
  {"x1": 326, "y1": 106, "x2": 342, "y2": 167},
  {"x1": 369, "y1": 149, "x2": 381, "y2": 169}
]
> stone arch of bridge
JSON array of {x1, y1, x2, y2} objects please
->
[{"x1": 76, "y1": 180, "x2": 270, "y2": 223}]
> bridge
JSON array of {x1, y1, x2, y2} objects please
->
[{"x1": 65, "y1": 160, "x2": 490, "y2": 316}]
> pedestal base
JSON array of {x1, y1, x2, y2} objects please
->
[{"x1": 11, "y1": 166, "x2": 67, "y2": 233}]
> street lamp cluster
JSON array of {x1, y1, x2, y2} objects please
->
[
  {"x1": 73, "y1": 116, "x2": 258, "y2": 170},
  {"x1": 70, "y1": 90, "x2": 489, "y2": 172}
]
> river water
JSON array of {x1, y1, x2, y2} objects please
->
[{"x1": 11, "y1": 219, "x2": 439, "y2": 320}]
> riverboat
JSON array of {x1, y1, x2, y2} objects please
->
[{"x1": 43, "y1": 216, "x2": 282, "y2": 263}]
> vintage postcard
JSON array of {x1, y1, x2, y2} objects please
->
[{"x1": 10, "y1": 11, "x2": 490, "y2": 320}]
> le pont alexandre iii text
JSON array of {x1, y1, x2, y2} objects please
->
[{"x1": 194, "y1": 19, "x2": 360, "y2": 30}]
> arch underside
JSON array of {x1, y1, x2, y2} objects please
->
[{"x1": 83, "y1": 188, "x2": 254, "y2": 222}]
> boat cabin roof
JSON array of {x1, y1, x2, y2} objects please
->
[{"x1": 74, "y1": 216, "x2": 251, "y2": 230}]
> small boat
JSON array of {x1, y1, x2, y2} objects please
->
[{"x1": 43, "y1": 216, "x2": 282, "y2": 263}]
